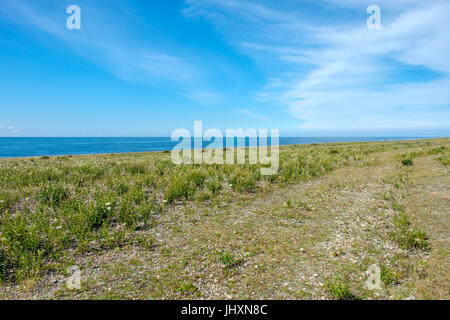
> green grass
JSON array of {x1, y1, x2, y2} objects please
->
[
  {"x1": 0, "y1": 138, "x2": 447, "y2": 284},
  {"x1": 36, "y1": 185, "x2": 70, "y2": 208},
  {"x1": 218, "y1": 251, "x2": 244, "y2": 269},
  {"x1": 397, "y1": 146, "x2": 450, "y2": 167},
  {"x1": 393, "y1": 228, "x2": 429, "y2": 250},
  {"x1": 380, "y1": 264, "x2": 398, "y2": 286},
  {"x1": 392, "y1": 211, "x2": 429, "y2": 250},
  {"x1": 176, "y1": 282, "x2": 199, "y2": 296},
  {"x1": 401, "y1": 159, "x2": 413, "y2": 166},
  {"x1": 325, "y1": 276, "x2": 356, "y2": 300},
  {"x1": 434, "y1": 146, "x2": 450, "y2": 166}
]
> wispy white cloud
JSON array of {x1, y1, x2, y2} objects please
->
[
  {"x1": 0, "y1": 125, "x2": 20, "y2": 135},
  {"x1": 0, "y1": 0, "x2": 228, "y2": 105},
  {"x1": 324, "y1": 0, "x2": 435, "y2": 11},
  {"x1": 183, "y1": 0, "x2": 450, "y2": 132},
  {"x1": 181, "y1": 90, "x2": 223, "y2": 106},
  {"x1": 237, "y1": 109, "x2": 269, "y2": 121},
  {"x1": 0, "y1": 0, "x2": 194, "y2": 83}
]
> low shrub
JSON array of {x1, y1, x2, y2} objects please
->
[
  {"x1": 36, "y1": 185, "x2": 69, "y2": 208},
  {"x1": 123, "y1": 163, "x2": 148, "y2": 175},
  {"x1": 229, "y1": 169, "x2": 259, "y2": 192},
  {"x1": 206, "y1": 180, "x2": 222, "y2": 195},
  {"x1": 0, "y1": 210, "x2": 54, "y2": 281},
  {"x1": 401, "y1": 159, "x2": 413, "y2": 166}
]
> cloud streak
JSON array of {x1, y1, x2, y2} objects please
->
[
  {"x1": 0, "y1": 0, "x2": 193, "y2": 83},
  {"x1": 0, "y1": 0, "x2": 224, "y2": 104},
  {"x1": 237, "y1": 109, "x2": 269, "y2": 121},
  {"x1": 183, "y1": 0, "x2": 450, "y2": 132},
  {"x1": 0, "y1": 125, "x2": 20, "y2": 135}
]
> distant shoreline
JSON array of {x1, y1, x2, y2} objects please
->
[{"x1": 0, "y1": 137, "x2": 446, "y2": 160}]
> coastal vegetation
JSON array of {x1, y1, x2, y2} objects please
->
[{"x1": 0, "y1": 138, "x2": 449, "y2": 299}]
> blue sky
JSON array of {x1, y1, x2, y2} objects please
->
[{"x1": 0, "y1": 0, "x2": 449, "y2": 137}]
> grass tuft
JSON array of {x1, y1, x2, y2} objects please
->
[
  {"x1": 380, "y1": 264, "x2": 398, "y2": 286},
  {"x1": 36, "y1": 185, "x2": 70, "y2": 208},
  {"x1": 324, "y1": 276, "x2": 356, "y2": 300},
  {"x1": 176, "y1": 281, "x2": 199, "y2": 295},
  {"x1": 218, "y1": 251, "x2": 244, "y2": 269},
  {"x1": 392, "y1": 212, "x2": 429, "y2": 250}
]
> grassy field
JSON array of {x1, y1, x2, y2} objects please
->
[{"x1": 0, "y1": 138, "x2": 449, "y2": 299}]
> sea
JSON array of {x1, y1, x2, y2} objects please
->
[{"x1": 0, "y1": 137, "x2": 427, "y2": 158}]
